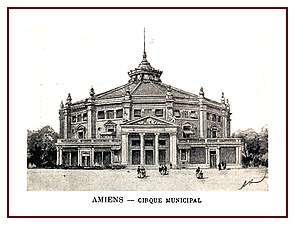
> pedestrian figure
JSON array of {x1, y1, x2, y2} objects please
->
[
  {"x1": 223, "y1": 161, "x2": 227, "y2": 170},
  {"x1": 196, "y1": 167, "x2": 201, "y2": 174},
  {"x1": 218, "y1": 162, "x2": 221, "y2": 171},
  {"x1": 137, "y1": 166, "x2": 141, "y2": 175},
  {"x1": 197, "y1": 170, "x2": 204, "y2": 179}
]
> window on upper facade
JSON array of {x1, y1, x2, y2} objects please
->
[
  {"x1": 134, "y1": 109, "x2": 141, "y2": 118},
  {"x1": 212, "y1": 130, "x2": 217, "y2": 138},
  {"x1": 159, "y1": 139, "x2": 166, "y2": 146},
  {"x1": 207, "y1": 128, "x2": 211, "y2": 138},
  {"x1": 145, "y1": 139, "x2": 154, "y2": 146},
  {"x1": 182, "y1": 110, "x2": 189, "y2": 118},
  {"x1": 77, "y1": 114, "x2": 82, "y2": 122},
  {"x1": 131, "y1": 139, "x2": 140, "y2": 146},
  {"x1": 190, "y1": 111, "x2": 198, "y2": 119},
  {"x1": 83, "y1": 113, "x2": 87, "y2": 121},
  {"x1": 183, "y1": 124, "x2": 193, "y2": 138},
  {"x1": 174, "y1": 110, "x2": 181, "y2": 118},
  {"x1": 116, "y1": 109, "x2": 123, "y2": 118},
  {"x1": 78, "y1": 131, "x2": 84, "y2": 139},
  {"x1": 106, "y1": 110, "x2": 114, "y2": 119},
  {"x1": 72, "y1": 116, "x2": 77, "y2": 122},
  {"x1": 212, "y1": 114, "x2": 217, "y2": 121},
  {"x1": 206, "y1": 112, "x2": 210, "y2": 120},
  {"x1": 144, "y1": 109, "x2": 152, "y2": 116},
  {"x1": 155, "y1": 109, "x2": 164, "y2": 117},
  {"x1": 97, "y1": 111, "x2": 105, "y2": 119},
  {"x1": 218, "y1": 116, "x2": 221, "y2": 122}
]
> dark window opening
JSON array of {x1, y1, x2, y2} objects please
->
[
  {"x1": 144, "y1": 139, "x2": 154, "y2": 146},
  {"x1": 174, "y1": 110, "x2": 181, "y2": 118},
  {"x1": 190, "y1": 111, "x2": 197, "y2": 119},
  {"x1": 72, "y1": 116, "x2": 76, "y2": 122},
  {"x1": 218, "y1": 116, "x2": 221, "y2": 122},
  {"x1": 159, "y1": 140, "x2": 166, "y2": 146},
  {"x1": 116, "y1": 109, "x2": 123, "y2": 118},
  {"x1": 83, "y1": 113, "x2": 87, "y2": 121},
  {"x1": 97, "y1": 111, "x2": 105, "y2": 119},
  {"x1": 134, "y1": 109, "x2": 141, "y2": 118},
  {"x1": 155, "y1": 109, "x2": 164, "y2": 117},
  {"x1": 131, "y1": 139, "x2": 140, "y2": 146},
  {"x1": 106, "y1": 110, "x2": 114, "y2": 119},
  {"x1": 206, "y1": 112, "x2": 210, "y2": 120},
  {"x1": 77, "y1": 114, "x2": 82, "y2": 122},
  {"x1": 212, "y1": 114, "x2": 217, "y2": 121},
  {"x1": 78, "y1": 131, "x2": 84, "y2": 139},
  {"x1": 183, "y1": 125, "x2": 191, "y2": 131}
]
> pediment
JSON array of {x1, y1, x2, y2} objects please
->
[{"x1": 123, "y1": 116, "x2": 176, "y2": 126}]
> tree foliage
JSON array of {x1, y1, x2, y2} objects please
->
[
  {"x1": 232, "y1": 125, "x2": 268, "y2": 167},
  {"x1": 27, "y1": 126, "x2": 59, "y2": 168}
]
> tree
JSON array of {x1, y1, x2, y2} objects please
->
[
  {"x1": 27, "y1": 126, "x2": 59, "y2": 168},
  {"x1": 232, "y1": 125, "x2": 268, "y2": 167}
]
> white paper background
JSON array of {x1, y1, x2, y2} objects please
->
[{"x1": 0, "y1": 0, "x2": 293, "y2": 224}]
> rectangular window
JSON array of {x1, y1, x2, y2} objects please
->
[
  {"x1": 155, "y1": 109, "x2": 164, "y2": 117},
  {"x1": 116, "y1": 109, "x2": 123, "y2": 118},
  {"x1": 218, "y1": 116, "x2": 221, "y2": 122},
  {"x1": 212, "y1": 114, "x2": 217, "y2": 121},
  {"x1": 190, "y1": 111, "x2": 198, "y2": 119},
  {"x1": 78, "y1": 131, "x2": 84, "y2": 139},
  {"x1": 159, "y1": 140, "x2": 166, "y2": 146},
  {"x1": 72, "y1": 116, "x2": 76, "y2": 122},
  {"x1": 131, "y1": 139, "x2": 140, "y2": 146},
  {"x1": 83, "y1": 113, "x2": 87, "y2": 121},
  {"x1": 206, "y1": 112, "x2": 210, "y2": 120},
  {"x1": 134, "y1": 109, "x2": 141, "y2": 118},
  {"x1": 106, "y1": 110, "x2": 114, "y2": 119},
  {"x1": 182, "y1": 110, "x2": 188, "y2": 118},
  {"x1": 144, "y1": 139, "x2": 154, "y2": 146},
  {"x1": 97, "y1": 111, "x2": 105, "y2": 119},
  {"x1": 77, "y1": 114, "x2": 82, "y2": 122},
  {"x1": 174, "y1": 110, "x2": 181, "y2": 118}
]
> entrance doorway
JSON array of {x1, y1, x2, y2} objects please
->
[
  {"x1": 132, "y1": 150, "x2": 140, "y2": 164},
  {"x1": 82, "y1": 155, "x2": 90, "y2": 167},
  {"x1": 145, "y1": 150, "x2": 154, "y2": 165},
  {"x1": 103, "y1": 152, "x2": 111, "y2": 165},
  {"x1": 159, "y1": 150, "x2": 166, "y2": 165},
  {"x1": 210, "y1": 151, "x2": 217, "y2": 168}
]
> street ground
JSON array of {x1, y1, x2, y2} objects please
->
[{"x1": 27, "y1": 167, "x2": 268, "y2": 191}]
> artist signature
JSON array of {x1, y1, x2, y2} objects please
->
[{"x1": 238, "y1": 172, "x2": 267, "y2": 190}]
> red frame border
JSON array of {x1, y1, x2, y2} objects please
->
[{"x1": 7, "y1": 7, "x2": 288, "y2": 219}]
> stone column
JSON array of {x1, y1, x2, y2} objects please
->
[
  {"x1": 205, "y1": 146, "x2": 208, "y2": 164},
  {"x1": 121, "y1": 133, "x2": 128, "y2": 165},
  {"x1": 87, "y1": 106, "x2": 92, "y2": 139},
  {"x1": 69, "y1": 152, "x2": 72, "y2": 166},
  {"x1": 216, "y1": 147, "x2": 220, "y2": 165},
  {"x1": 78, "y1": 148, "x2": 81, "y2": 166},
  {"x1": 169, "y1": 133, "x2": 177, "y2": 167},
  {"x1": 56, "y1": 147, "x2": 60, "y2": 166},
  {"x1": 90, "y1": 148, "x2": 94, "y2": 166},
  {"x1": 155, "y1": 133, "x2": 159, "y2": 165},
  {"x1": 60, "y1": 149, "x2": 63, "y2": 165},
  {"x1": 199, "y1": 109, "x2": 204, "y2": 138},
  {"x1": 140, "y1": 133, "x2": 145, "y2": 165}
]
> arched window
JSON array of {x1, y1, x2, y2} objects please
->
[
  {"x1": 182, "y1": 122, "x2": 194, "y2": 138},
  {"x1": 76, "y1": 125, "x2": 86, "y2": 139}
]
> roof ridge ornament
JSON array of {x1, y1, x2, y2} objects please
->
[{"x1": 128, "y1": 28, "x2": 163, "y2": 83}]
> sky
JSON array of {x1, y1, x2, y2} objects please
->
[{"x1": 9, "y1": 9, "x2": 286, "y2": 134}]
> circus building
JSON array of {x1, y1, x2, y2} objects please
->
[{"x1": 56, "y1": 33, "x2": 244, "y2": 169}]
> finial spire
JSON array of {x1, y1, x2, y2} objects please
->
[{"x1": 143, "y1": 28, "x2": 147, "y2": 59}]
